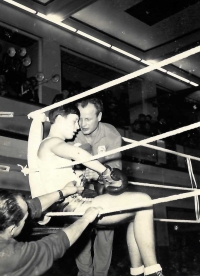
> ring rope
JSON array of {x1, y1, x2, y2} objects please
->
[
  {"x1": 27, "y1": 44, "x2": 200, "y2": 118},
  {"x1": 45, "y1": 190, "x2": 200, "y2": 217},
  {"x1": 186, "y1": 158, "x2": 200, "y2": 220},
  {"x1": 2, "y1": 128, "x2": 200, "y2": 175},
  {"x1": 129, "y1": 181, "x2": 194, "y2": 191},
  {"x1": 1, "y1": 129, "x2": 200, "y2": 175},
  {"x1": 154, "y1": 219, "x2": 200, "y2": 223},
  {"x1": 123, "y1": 137, "x2": 200, "y2": 163},
  {"x1": 21, "y1": 120, "x2": 200, "y2": 175}
]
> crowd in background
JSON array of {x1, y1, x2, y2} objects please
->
[
  {"x1": 0, "y1": 49, "x2": 39, "y2": 103},
  {"x1": 0, "y1": 73, "x2": 39, "y2": 103},
  {"x1": 131, "y1": 113, "x2": 200, "y2": 149}
]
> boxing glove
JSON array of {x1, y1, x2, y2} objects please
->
[{"x1": 97, "y1": 166, "x2": 128, "y2": 196}]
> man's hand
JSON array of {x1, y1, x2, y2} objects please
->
[
  {"x1": 28, "y1": 112, "x2": 48, "y2": 122},
  {"x1": 85, "y1": 168, "x2": 99, "y2": 181},
  {"x1": 83, "y1": 207, "x2": 102, "y2": 223},
  {"x1": 62, "y1": 181, "x2": 84, "y2": 196},
  {"x1": 98, "y1": 166, "x2": 128, "y2": 196}
]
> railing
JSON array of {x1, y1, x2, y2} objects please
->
[
  {"x1": 117, "y1": 126, "x2": 200, "y2": 173},
  {"x1": 0, "y1": 96, "x2": 45, "y2": 137}
]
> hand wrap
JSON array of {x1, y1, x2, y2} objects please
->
[{"x1": 97, "y1": 166, "x2": 128, "y2": 196}]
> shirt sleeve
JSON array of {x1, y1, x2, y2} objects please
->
[
  {"x1": 26, "y1": 198, "x2": 42, "y2": 219},
  {"x1": 104, "y1": 135, "x2": 122, "y2": 169},
  {"x1": 11, "y1": 230, "x2": 70, "y2": 276}
]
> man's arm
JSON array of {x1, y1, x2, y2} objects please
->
[
  {"x1": 62, "y1": 207, "x2": 101, "y2": 245},
  {"x1": 28, "y1": 181, "x2": 84, "y2": 219},
  {"x1": 11, "y1": 208, "x2": 100, "y2": 276}
]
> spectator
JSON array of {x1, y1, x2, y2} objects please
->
[
  {"x1": 131, "y1": 113, "x2": 146, "y2": 134},
  {"x1": 131, "y1": 121, "x2": 142, "y2": 133},
  {"x1": 146, "y1": 114, "x2": 152, "y2": 122},
  {"x1": 138, "y1": 113, "x2": 146, "y2": 123},
  {"x1": 52, "y1": 89, "x2": 70, "y2": 104},
  {"x1": 143, "y1": 121, "x2": 155, "y2": 136},
  {"x1": 29, "y1": 76, "x2": 39, "y2": 103},
  {"x1": 20, "y1": 78, "x2": 39, "y2": 103},
  {"x1": 155, "y1": 116, "x2": 169, "y2": 134}
]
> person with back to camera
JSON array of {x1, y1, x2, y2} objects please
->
[
  {"x1": 0, "y1": 183, "x2": 101, "y2": 276},
  {"x1": 28, "y1": 104, "x2": 166, "y2": 276}
]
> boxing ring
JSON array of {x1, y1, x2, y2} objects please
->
[{"x1": 1, "y1": 44, "x2": 200, "y2": 224}]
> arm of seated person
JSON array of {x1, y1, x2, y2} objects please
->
[
  {"x1": 28, "y1": 181, "x2": 83, "y2": 219},
  {"x1": 50, "y1": 139, "x2": 106, "y2": 174}
]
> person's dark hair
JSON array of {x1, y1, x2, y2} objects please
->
[
  {"x1": 49, "y1": 104, "x2": 80, "y2": 124},
  {"x1": 146, "y1": 114, "x2": 152, "y2": 120},
  {"x1": 76, "y1": 97, "x2": 103, "y2": 115},
  {"x1": 52, "y1": 93, "x2": 64, "y2": 104},
  {"x1": 0, "y1": 190, "x2": 25, "y2": 232},
  {"x1": 138, "y1": 113, "x2": 146, "y2": 119}
]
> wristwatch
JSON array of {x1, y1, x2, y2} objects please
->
[{"x1": 57, "y1": 190, "x2": 65, "y2": 202}]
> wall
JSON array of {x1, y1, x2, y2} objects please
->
[
  {"x1": 27, "y1": 42, "x2": 39, "y2": 79},
  {"x1": 129, "y1": 77, "x2": 158, "y2": 123},
  {"x1": 0, "y1": 96, "x2": 44, "y2": 135},
  {"x1": 62, "y1": 62, "x2": 108, "y2": 88}
]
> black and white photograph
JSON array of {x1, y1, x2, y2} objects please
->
[{"x1": 1, "y1": 1, "x2": 200, "y2": 275}]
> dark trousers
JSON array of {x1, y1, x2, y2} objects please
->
[{"x1": 75, "y1": 227, "x2": 114, "y2": 276}]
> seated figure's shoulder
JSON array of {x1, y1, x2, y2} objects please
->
[
  {"x1": 41, "y1": 137, "x2": 64, "y2": 147},
  {"x1": 38, "y1": 137, "x2": 65, "y2": 156}
]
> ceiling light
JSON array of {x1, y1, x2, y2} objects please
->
[
  {"x1": 167, "y1": 71, "x2": 190, "y2": 83},
  {"x1": 111, "y1": 46, "x2": 141, "y2": 61},
  {"x1": 37, "y1": 12, "x2": 76, "y2": 32},
  {"x1": 77, "y1": 30, "x2": 111, "y2": 48},
  {"x1": 43, "y1": 14, "x2": 63, "y2": 22},
  {"x1": 32, "y1": 0, "x2": 54, "y2": 5},
  {"x1": 37, "y1": 12, "x2": 58, "y2": 23},
  {"x1": 56, "y1": 22, "x2": 76, "y2": 32},
  {"x1": 4, "y1": 0, "x2": 36, "y2": 14},
  {"x1": 190, "y1": 81, "x2": 199, "y2": 87}
]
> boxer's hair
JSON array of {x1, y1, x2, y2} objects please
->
[
  {"x1": 0, "y1": 190, "x2": 25, "y2": 232},
  {"x1": 76, "y1": 97, "x2": 103, "y2": 115},
  {"x1": 49, "y1": 104, "x2": 80, "y2": 124}
]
